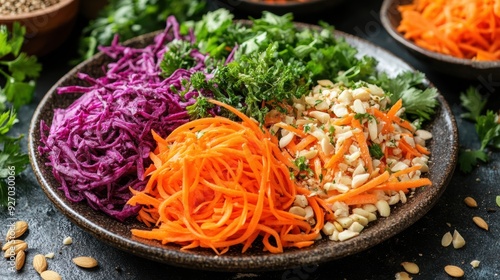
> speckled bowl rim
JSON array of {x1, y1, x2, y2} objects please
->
[
  {"x1": 380, "y1": 0, "x2": 500, "y2": 70},
  {"x1": 28, "y1": 22, "x2": 458, "y2": 272}
]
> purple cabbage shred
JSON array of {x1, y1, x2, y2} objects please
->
[{"x1": 39, "y1": 16, "x2": 212, "y2": 221}]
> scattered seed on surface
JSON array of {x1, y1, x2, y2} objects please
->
[
  {"x1": 5, "y1": 220, "x2": 28, "y2": 240},
  {"x1": 472, "y1": 216, "x2": 489, "y2": 231},
  {"x1": 72, "y1": 256, "x2": 98, "y2": 268},
  {"x1": 40, "y1": 270, "x2": 62, "y2": 280},
  {"x1": 3, "y1": 240, "x2": 28, "y2": 258},
  {"x1": 441, "y1": 231, "x2": 452, "y2": 247},
  {"x1": 444, "y1": 265, "x2": 464, "y2": 278},
  {"x1": 401, "y1": 262, "x2": 419, "y2": 274},
  {"x1": 62, "y1": 236, "x2": 73, "y2": 245},
  {"x1": 45, "y1": 252, "x2": 55, "y2": 259},
  {"x1": 464, "y1": 196, "x2": 478, "y2": 208},
  {"x1": 15, "y1": 250, "x2": 26, "y2": 271},
  {"x1": 395, "y1": 271, "x2": 412, "y2": 280},
  {"x1": 470, "y1": 260, "x2": 480, "y2": 268},
  {"x1": 452, "y1": 230, "x2": 466, "y2": 249},
  {"x1": 2, "y1": 239, "x2": 26, "y2": 252},
  {"x1": 33, "y1": 254, "x2": 48, "y2": 274}
]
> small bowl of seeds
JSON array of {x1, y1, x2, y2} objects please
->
[{"x1": 0, "y1": 0, "x2": 80, "y2": 56}]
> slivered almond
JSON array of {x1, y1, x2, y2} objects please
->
[{"x1": 72, "y1": 256, "x2": 98, "y2": 268}]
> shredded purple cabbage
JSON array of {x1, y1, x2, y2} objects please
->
[{"x1": 39, "y1": 16, "x2": 212, "y2": 221}]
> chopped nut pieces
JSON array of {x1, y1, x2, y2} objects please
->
[
  {"x1": 45, "y1": 252, "x2": 55, "y2": 259},
  {"x1": 63, "y1": 236, "x2": 73, "y2": 245},
  {"x1": 441, "y1": 231, "x2": 452, "y2": 247},
  {"x1": 452, "y1": 230, "x2": 466, "y2": 249},
  {"x1": 470, "y1": 260, "x2": 480, "y2": 268},
  {"x1": 472, "y1": 216, "x2": 489, "y2": 231},
  {"x1": 444, "y1": 265, "x2": 465, "y2": 278},
  {"x1": 395, "y1": 271, "x2": 412, "y2": 280},
  {"x1": 463, "y1": 196, "x2": 478, "y2": 208},
  {"x1": 401, "y1": 262, "x2": 419, "y2": 274}
]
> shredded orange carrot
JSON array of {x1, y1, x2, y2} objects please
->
[
  {"x1": 397, "y1": 0, "x2": 500, "y2": 60},
  {"x1": 376, "y1": 178, "x2": 432, "y2": 191},
  {"x1": 326, "y1": 171, "x2": 391, "y2": 204},
  {"x1": 127, "y1": 100, "x2": 328, "y2": 254},
  {"x1": 344, "y1": 193, "x2": 379, "y2": 206}
]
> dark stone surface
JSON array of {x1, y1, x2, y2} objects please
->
[{"x1": 1, "y1": 0, "x2": 499, "y2": 279}]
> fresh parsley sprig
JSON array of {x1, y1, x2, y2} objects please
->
[
  {"x1": 0, "y1": 22, "x2": 40, "y2": 207},
  {"x1": 458, "y1": 87, "x2": 500, "y2": 173}
]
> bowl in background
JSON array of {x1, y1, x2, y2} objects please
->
[
  {"x1": 0, "y1": 0, "x2": 80, "y2": 56},
  {"x1": 380, "y1": 0, "x2": 500, "y2": 80},
  {"x1": 216, "y1": 0, "x2": 346, "y2": 16}
]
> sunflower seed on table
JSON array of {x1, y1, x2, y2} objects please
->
[{"x1": 444, "y1": 265, "x2": 464, "y2": 277}]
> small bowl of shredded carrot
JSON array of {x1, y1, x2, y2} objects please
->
[{"x1": 380, "y1": 0, "x2": 500, "y2": 80}]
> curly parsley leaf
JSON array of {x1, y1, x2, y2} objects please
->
[
  {"x1": 207, "y1": 42, "x2": 310, "y2": 123},
  {"x1": 160, "y1": 40, "x2": 197, "y2": 78}
]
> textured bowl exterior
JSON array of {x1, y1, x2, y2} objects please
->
[
  {"x1": 28, "y1": 23, "x2": 458, "y2": 271},
  {"x1": 380, "y1": 0, "x2": 500, "y2": 80},
  {"x1": 0, "y1": 0, "x2": 80, "y2": 56},
  {"x1": 216, "y1": 0, "x2": 345, "y2": 16}
]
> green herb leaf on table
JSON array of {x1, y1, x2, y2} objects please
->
[
  {"x1": 458, "y1": 87, "x2": 500, "y2": 173},
  {"x1": 0, "y1": 22, "x2": 40, "y2": 207},
  {"x1": 458, "y1": 149, "x2": 488, "y2": 173},
  {"x1": 496, "y1": 196, "x2": 500, "y2": 207},
  {"x1": 76, "y1": 0, "x2": 208, "y2": 63},
  {"x1": 460, "y1": 86, "x2": 487, "y2": 122}
]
